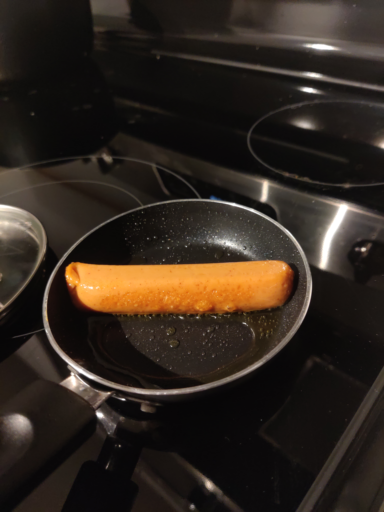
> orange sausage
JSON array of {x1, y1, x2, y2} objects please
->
[{"x1": 65, "y1": 261, "x2": 294, "y2": 315}]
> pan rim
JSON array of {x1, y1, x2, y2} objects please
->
[{"x1": 43, "y1": 199, "x2": 312, "y2": 398}]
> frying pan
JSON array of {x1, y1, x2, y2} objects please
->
[{"x1": 0, "y1": 199, "x2": 311, "y2": 507}]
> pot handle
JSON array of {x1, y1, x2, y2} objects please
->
[{"x1": 0, "y1": 378, "x2": 103, "y2": 509}]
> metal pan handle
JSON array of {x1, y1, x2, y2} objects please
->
[{"x1": 0, "y1": 375, "x2": 109, "y2": 509}]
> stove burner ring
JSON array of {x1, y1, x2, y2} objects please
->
[
  {"x1": 0, "y1": 180, "x2": 143, "y2": 205},
  {"x1": 247, "y1": 100, "x2": 384, "y2": 188},
  {"x1": 0, "y1": 155, "x2": 201, "y2": 201}
]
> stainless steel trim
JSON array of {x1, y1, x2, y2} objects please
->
[
  {"x1": 60, "y1": 374, "x2": 112, "y2": 409},
  {"x1": 153, "y1": 50, "x2": 384, "y2": 94},
  {"x1": 43, "y1": 199, "x2": 312, "y2": 399}
]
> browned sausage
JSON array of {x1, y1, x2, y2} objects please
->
[{"x1": 66, "y1": 261, "x2": 294, "y2": 315}]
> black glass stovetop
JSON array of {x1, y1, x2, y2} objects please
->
[{"x1": 1, "y1": 21, "x2": 384, "y2": 512}]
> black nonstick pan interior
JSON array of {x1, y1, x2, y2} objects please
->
[{"x1": 45, "y1": 200, "x2": 311, "y2": 394}]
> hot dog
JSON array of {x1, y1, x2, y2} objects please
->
[{"x1": 65, "y1": 261, "x2": 294, "y2": 315}]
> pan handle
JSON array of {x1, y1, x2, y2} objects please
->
[
  {"x1": 62, "y1": 436, "x2": 141, "y2": 512},
  {"x1": 0, "y1": 376, "x2": 109, "y2": 509}
]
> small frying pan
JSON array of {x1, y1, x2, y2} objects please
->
[{"x1": 0, "y1": 200, "x2": 311, "y2": 507}]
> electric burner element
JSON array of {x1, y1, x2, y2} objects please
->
[{"x1": 248, "y1": 101, "x2": 384, "y2": 187}]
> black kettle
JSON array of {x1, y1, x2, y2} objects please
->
[{"x1": 0, "y1": 0, "x2": 93, "y2": 82}]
